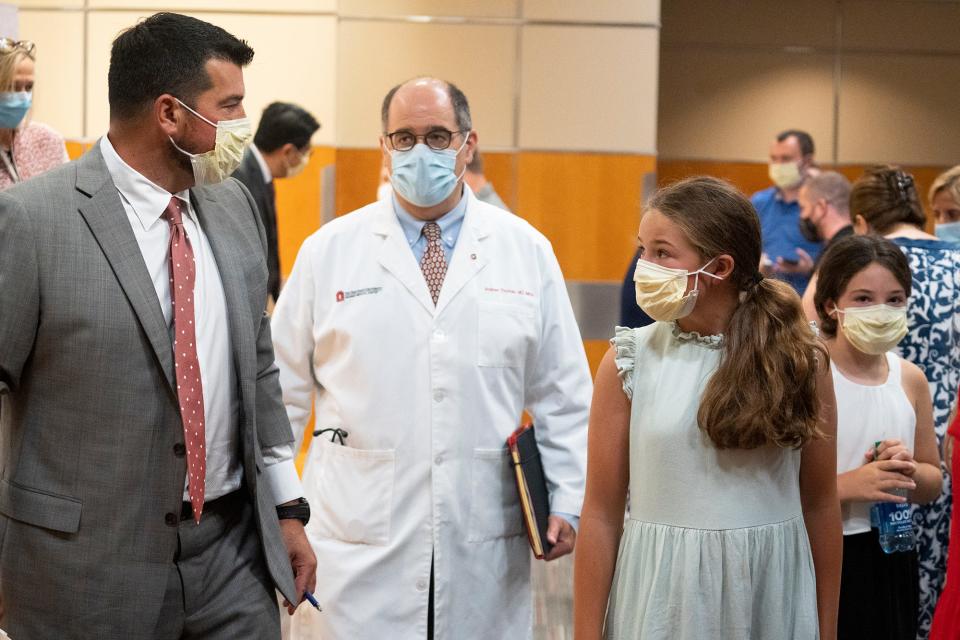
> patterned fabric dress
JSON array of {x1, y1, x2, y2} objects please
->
[
  {"x1": 0, "y1": 121, "x2": 69, "y2": 190},
  {"x1": 891, "y1": 237, "x2": 960, "y2": 638}
]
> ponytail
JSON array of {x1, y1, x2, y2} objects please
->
[{"x1": 698, "y1": 277, "x2": 827, "y2": 450}]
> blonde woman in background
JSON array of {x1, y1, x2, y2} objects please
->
[
  {"x1": 929, "y1": 165, "x2": 960, "y2": 243},
  {"x1": 0, "y1": 38, "x2": 67, "y2": 189}
]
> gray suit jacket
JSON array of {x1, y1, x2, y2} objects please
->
[{"x1": 0, "y1": 144, "x2": 297, "y2": 638}]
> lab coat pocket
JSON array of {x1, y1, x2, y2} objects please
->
[
  {"x1": 477, "y1": 302, "x2": 537, "y2": 368},
  {"x1": 467, "y1": 448, "x2": 525, "y2": 542},
  {"x1": 310, "y1": 438, "x2": 396, "y2": 545}
]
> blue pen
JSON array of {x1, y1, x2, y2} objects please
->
[{"x1": 303, "y1": 591, "x2": 322, "y2": 612}]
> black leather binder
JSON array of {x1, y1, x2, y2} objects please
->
[{"x1": 507, "y1": 423, "x2": 552, "y2": 559}]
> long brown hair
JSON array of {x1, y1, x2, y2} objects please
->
[{"x1": 649, "y1": 177, "x2": 827, "y2": 450}]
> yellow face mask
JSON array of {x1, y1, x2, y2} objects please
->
[
  {"x1": 834, "y1": 303, "x2": 908, "y2": 355},
  {"x1": 169, "y1": 98, "x2": 252, "y2": 186},
  {"x1": 768, "y1": 161, "x2": 803, "y2": 190},
  {"x1": 633, "y1": 257, "x2": 722, "y2": 322}
]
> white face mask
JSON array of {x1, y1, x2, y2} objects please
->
[
  {"x1": 768, "y1": 161, "x2": 803, "y2": 190},
  {"x1": 833, "y1": 303, "x2": 908, "y2": 355},
  {"x1": 286, "y1": 149, "x2": 309, "y2": 179},
  {"x1": 633, "y1": 257, "x2": 723, "y2": 322},
  {"x1": 169, "y1": 98, "x2": 252, "y2": 186}
]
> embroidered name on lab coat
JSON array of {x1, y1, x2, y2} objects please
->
[{"x1": 336, "y1": 287, "x2": 383, "y2": 302}]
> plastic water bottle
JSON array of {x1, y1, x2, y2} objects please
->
[{"x1": 875, "y1": 489, "x2": 914, "y2": 553}]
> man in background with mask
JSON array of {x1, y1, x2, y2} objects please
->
[
  {"x1": 272, "y1": 76, "x2": 591, "y2": 640},
  {"x1": 751, "y1": 129, "x2": 823, "y2": 293},
  {"x1": 798, "y1": 171, "x2": 854, "y2": 320},
  {"x1": 0, "y1": 13, "x2": 315, "y2": 639},
  {"x1": 797, "y1": 171, "x2": 853, "y2": 271},
  {"x1": 233, "y1": 101, "x2": 320, "y2": 305}
]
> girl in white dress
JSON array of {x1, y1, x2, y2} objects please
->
[
  {"x1": 812, "y1": 234, "x2": 941, "y2": 640},
  {"x1": 574, "y1": 177, "x2": 842, "y2": 640}
]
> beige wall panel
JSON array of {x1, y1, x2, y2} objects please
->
[
  {"x1": 842, "y1": 0, "x2": 960, "y2": 53},
  {"x1": 19, "y1": 10, "x2": 84, "y2": 139},
  {"x1": 336, "y1": 20, "x2": 516, "y2": 149},
  {"x1": 522, "y1": 0, "x2": 658, "y2": 24},
  {"x1": 837, "y1": 54, "x2": 960, "y2": 166},
  {"x1": 658, "y1": 48, "x2": 834, "y2": 162},
  {"x1": 86, "y1": 12, "x2": 336, "y2": 144},
  {"x1": 88, "y1": 0, "x2": 335, "y2": 12},
  {"x1": 339, "y1": 0, "x2": 517, "y2": 18},
  {"x1": 519, "y1": 25, "x2": 658, "y2": 153},
  {"x1": 13, "y1": 0, "x2": 82, "y2": 8},
  {"x1": 661, "y1": 0, "x2": 834, "y2": 48}
]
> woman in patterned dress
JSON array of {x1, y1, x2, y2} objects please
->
[
  {"x1": 849, "y1": 166, "x2": 960, "y2": 638},
  {"x1": 0, "y1": 38, "x2": 68, "y2": 189}
]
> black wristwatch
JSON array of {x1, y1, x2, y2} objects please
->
[{"x1": 276, "y1": 497, "x2": 310, "y2": 526}]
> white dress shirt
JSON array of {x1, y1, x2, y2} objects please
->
[
  {"x1": 99, "y1": 136, "x2": 300, "y2": 505},
  {"x1": 249, "y1": 144, "x2": 273, "y2": 185}
]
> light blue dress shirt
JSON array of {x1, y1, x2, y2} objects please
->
[{"x1": 392, "y1": 191, "x2": 467, "y2": 263}]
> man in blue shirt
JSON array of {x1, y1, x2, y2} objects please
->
[{"x1": 750, "y1": 129, "x2": 823, "y2": 293}]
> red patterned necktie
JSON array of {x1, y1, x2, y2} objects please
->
[
  {"x1": 420, "y1": 222, "x2": 447, "y2": 305},
  {"x1": 162, "y1": 197, "x2": 206, "y2": 524}
]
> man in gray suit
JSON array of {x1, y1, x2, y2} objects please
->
[{"x1": 0, "y1": 13, "x2": 316, "y2": 639}]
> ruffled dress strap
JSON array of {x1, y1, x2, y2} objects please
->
[{"x1": 611, "y1": 326, "x2": 637, "y2": 400}]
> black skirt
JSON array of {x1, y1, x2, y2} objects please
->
[{"x1": 838, "y1": 529, "x2": 918, "y2": 640}]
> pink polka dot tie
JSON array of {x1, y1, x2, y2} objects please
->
[
  {"x1": 163, "y1": 197, "x2": 206, "y2": 524},
  {"x1": 420, "y1": 222, "x2": 447, "y2": 306}
]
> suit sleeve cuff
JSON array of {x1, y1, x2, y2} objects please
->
[{"x1": 262, "y1": 459, "x2": 304, "y2": 506}]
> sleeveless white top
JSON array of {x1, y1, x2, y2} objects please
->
[
  {"x1": 605, "y1": 323, "x2": 818, "y2": 640},
  {"x1": 832, "y1": 352, "x2": 916, "y2": 535}
]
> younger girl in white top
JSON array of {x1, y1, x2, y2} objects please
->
[{"x1": 813, "y1": 234, "x2": 941, "y2": 640}]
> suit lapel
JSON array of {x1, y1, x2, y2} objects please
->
[
  {"x1": 435, "y1": 193, "x2": 489, "y2": 315},
  {"x1": 373, "y1": 201, "x2": 437, "y2": 315},
  {"x1": 75, "y1": 145, "x2": 176, "y2": 392},
  {"x1": 190, "y1": 189, "x2": 253, "y2": 388}
]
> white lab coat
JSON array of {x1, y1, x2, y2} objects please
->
[{"x1": 272, "y1": 188, "x2": 592, "y2": 640}]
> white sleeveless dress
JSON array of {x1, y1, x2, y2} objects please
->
[{"x1": 604, "y1": 323, "x2": 819, "y2": 640}]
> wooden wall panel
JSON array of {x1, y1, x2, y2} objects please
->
[
  {"x1": 517, "y1": 152, "x2": 656, "y2": 281},
  {"x1": 657, "y1": 159, "x2": 949, "y2": 233},
  {"x1": 275, "y1": 146, "x2": 336, "y2": 279},
  {"x1": 474, "y1": 151, "x2": 518, "y2": 212},
  {"x1": 584, "y1": 340, "x2": 610, "y2": 379},
  {"x1": 335, "y1": 148, "x2": 384, "y2": 217},
  {"x1": 65, "y1": 140, "x2": 91, "y2": 160}
]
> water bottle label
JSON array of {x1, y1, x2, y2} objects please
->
[{"x1": 877, "y1": 502, "x2": 913, "y2": 535}]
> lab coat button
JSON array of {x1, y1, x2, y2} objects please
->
[
  {"x1": 433, "y1": 391, "x2": 443, "y2": 402},
  {"x1": 434, "y1": 455, "x2": 442, "y2": 465},
  {"x1": 416, "y1": 579, "x2": 428, "y2": 591}
]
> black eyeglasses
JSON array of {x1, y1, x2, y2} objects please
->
[
  {"x1": 384, "y1": 128, "x2": 467, "y2": 152},
  {"x1": 0, "y1": 39, "x2": 35, "y2": 56}
]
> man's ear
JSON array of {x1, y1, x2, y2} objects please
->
[{"x1": 156, "y1": 94, "x2": 182, "y2": 138}]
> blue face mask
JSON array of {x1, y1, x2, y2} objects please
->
[
  {"x1": 936, "y1": 221, "x2": 960, "y2": 244},
  {"x1": 0, "y1": 91, "x2": 31, "y2": 129},
  {"x1": 389, "y1": 140, "x2": 466, "y2": 208}
]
